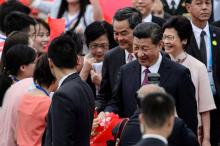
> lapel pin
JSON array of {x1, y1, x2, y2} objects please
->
[
  {"x1": 213, "y1": 33, "x2": 216, "y2": 37},
  {"x1": 212, "y1": 40, "x2": 217, "y2": 46}
]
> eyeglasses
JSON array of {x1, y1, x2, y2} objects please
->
[
  {"x1": 89, "y1": 43, "x2": 109, "y2": 50},
  {"x1": 162, "y1": 35, "x2": 175, "y2": 41}
]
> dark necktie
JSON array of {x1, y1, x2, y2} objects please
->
[
  {"x1": 171, "y1": 0, "x2": 176, "y2": 15},
  {"x1": 200, "y1": 30, "x2": 207, "y2": 65},
  {"x1": 141, "y1": 68, "x2": 151, "y2": 86}
]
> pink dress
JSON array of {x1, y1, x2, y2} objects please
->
[
  {"x1": 0, "y1": 78, "x2": 33, "y2": 146},
  {"x1": 16, "y1": 94, "x2": 51, "y2": 146}
]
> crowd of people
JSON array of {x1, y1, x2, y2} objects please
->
[{"x1": 0, "y1": 0, "x2": 219, "y2": 146}]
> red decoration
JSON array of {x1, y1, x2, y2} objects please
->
[
  {"x1": 90, "y1": 113, "x2": 123, "y2": 146},
  {"x1": 0, "y1": 0, "x2": 5, "y2": 5},
  {"x1": 99, "y1": 0, "x2": 132, "y2": 23},
  {"x1": 47, "y1": 17, "x2": 65, "y2": 42}
]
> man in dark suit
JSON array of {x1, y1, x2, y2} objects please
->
[
  {"x1": 212, "y1": 20, "x2": 220, "y2": 28},
  {"x1": 117, "y1": 85, "x2": 199, "y2": 146},
  {"x1": 186, "y1": 0, "x2": 220, "y2": 144},
  {"x1": 135, "y1": 93, "x2": 175, "y2": 146},
  {"x1": 104, "y1": 22, "x2": 198, "y2": 134},
  {"x1": 131, "y1": 0, "x2": 166, "y2": 27},
  {"x1": 95, "y1": 7, "x2": 142, "y2": 111},
  {"x1": 44, "y1": 34, "x2": 95, "y2": 146},
  {"x1": 161, "y1": 0, "x2": 187, "y2": 15}
]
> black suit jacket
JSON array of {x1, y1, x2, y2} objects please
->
[
  {"x1": 44, "y1": 73, "x2": 95, "y2": 146},
  {"x1": 135, "y1": 137, "x2": 167, "y2": 146},
  {"x1": 105, "y1": 56, "x2": 198, "y2": 134},
  {"x1": 212, "y1": 20, "x2": 220, "y2": 28},
  {"x1": 187, "y1": 25, "x2": 220, "y2": 102},
  {"x1": 152, "y1": 15, "x2": 166, "y2": 27},
  {"x1": 117, "y1": 110, "x2": 199, "y2": 146},
  {"x1": 96, "y1": 46, "x2": 125, "y2": 111}
]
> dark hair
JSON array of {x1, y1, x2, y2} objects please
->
[
  {"x1": 58, "y1": 0, "x2": 90, "y2": 30},
  {"x1": 141, "y1": 93, "x2": 175, "y2": 128},
  {"x1": 48, "y1": 34, "x2": 78, "y2": 68},
  {"x1": 36, "y1": 18, "x2": 50, "y2": 34},
  {"x1": 162, "y1": 16, "x2": 192, "y2": 50},
  {"x1": 64, "y1": 31, "x2": 83, "y2": 55},
  {"x1": 0, "y1": 44, "x2": 36, "y2": 106},
  {"x1": 113, "y1": 7, "x2": 142, "y2": 29},
  {"x1": 34, "y1": 53, "x2": 55, "y2": 88},
  {"x1": 3, "y1": 11, "x2": 36, "y2": 36},
  {"x1": 185, "y1": 0, "x2": 192, "y2": 4},
  {"x1": 84, "y1": 21, "x2": 118, "y2": 49},
  {"x1": 0, "y1": 31, "x2": 30, "y2": 72},
  {"x1": 133, "y1": 22, "x2": 163, "y2": 45},
  {"x1": 0, "y1": 0, "x2": 31, "y2": 33}
]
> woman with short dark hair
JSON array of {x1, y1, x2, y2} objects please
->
[
  {"x1": 80, "y1": 21, "x2": 117, "y2": 96},
  {"x1": 163, "y1": 16, "x2": 216, "y2": 146}
]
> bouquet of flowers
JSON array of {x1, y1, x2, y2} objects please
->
[{"x1": 90, "y1": 112, "x2": 122, "y2": 146}]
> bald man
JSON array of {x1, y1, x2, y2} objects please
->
[{"x1": 116, "y1": 85, "x2": 199, "y2": 146}]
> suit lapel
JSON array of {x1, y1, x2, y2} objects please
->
[
  {"x1": 158, "y1": 57, "x2": 172, "y2": 86},
  {"x1": 124, "y1": 61, "x2": 141, "y2": 115},
  {"x1": 188, "y1": 33, "x2": 203, "y2": 61},
  {"x1": 125, "y1": 61, "x2": 141, "y2": 96},
  {"x1": 132, "y1": 61, "x2": 141, "y2": 88},
  {"x1": 119, "y1": 47, "x2": 126, "y2": 65},
  {"x1": 162, "y1": 0, "x2": 169, "y2": 9},
  {"x1": 176, "y1": 0, "x2": 185, "y2": 10}
]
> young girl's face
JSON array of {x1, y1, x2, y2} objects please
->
[{"x1": 34, "y1": 24, "x2": 50, "y2": 53}]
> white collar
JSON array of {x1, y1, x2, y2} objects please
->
[
  {"x1": 143, "y1": 14, "x2": 153, "y2": 23},
  {"x1": 125, "y1": 49, "x2": 135, "y2": 63},
  {"x1": 141, "y1": 53, "x2": 162, "y2": 73},
  {"x1": 142, "y1": 134, "x2": 168, "y2": 144},
  {"x1": 58, "y1": 72, "x2": 75, "y2": 88},
  {"x1": 191, "y1": 22, "x2": 210, "y2": 38}
]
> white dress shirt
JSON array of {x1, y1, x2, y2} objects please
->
[
  {"x1": 142, "y1": 134, "x2": 168, "y2": 144},
  {"x1": 141, "y1": 53, "x2": 162, "y2": 83},
  {"x1": 191, "y1": 22, "x2": 211, "y2": 67},
  {"x1": 143, "y1": 14, "x2": 153, "y2": 23}
]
